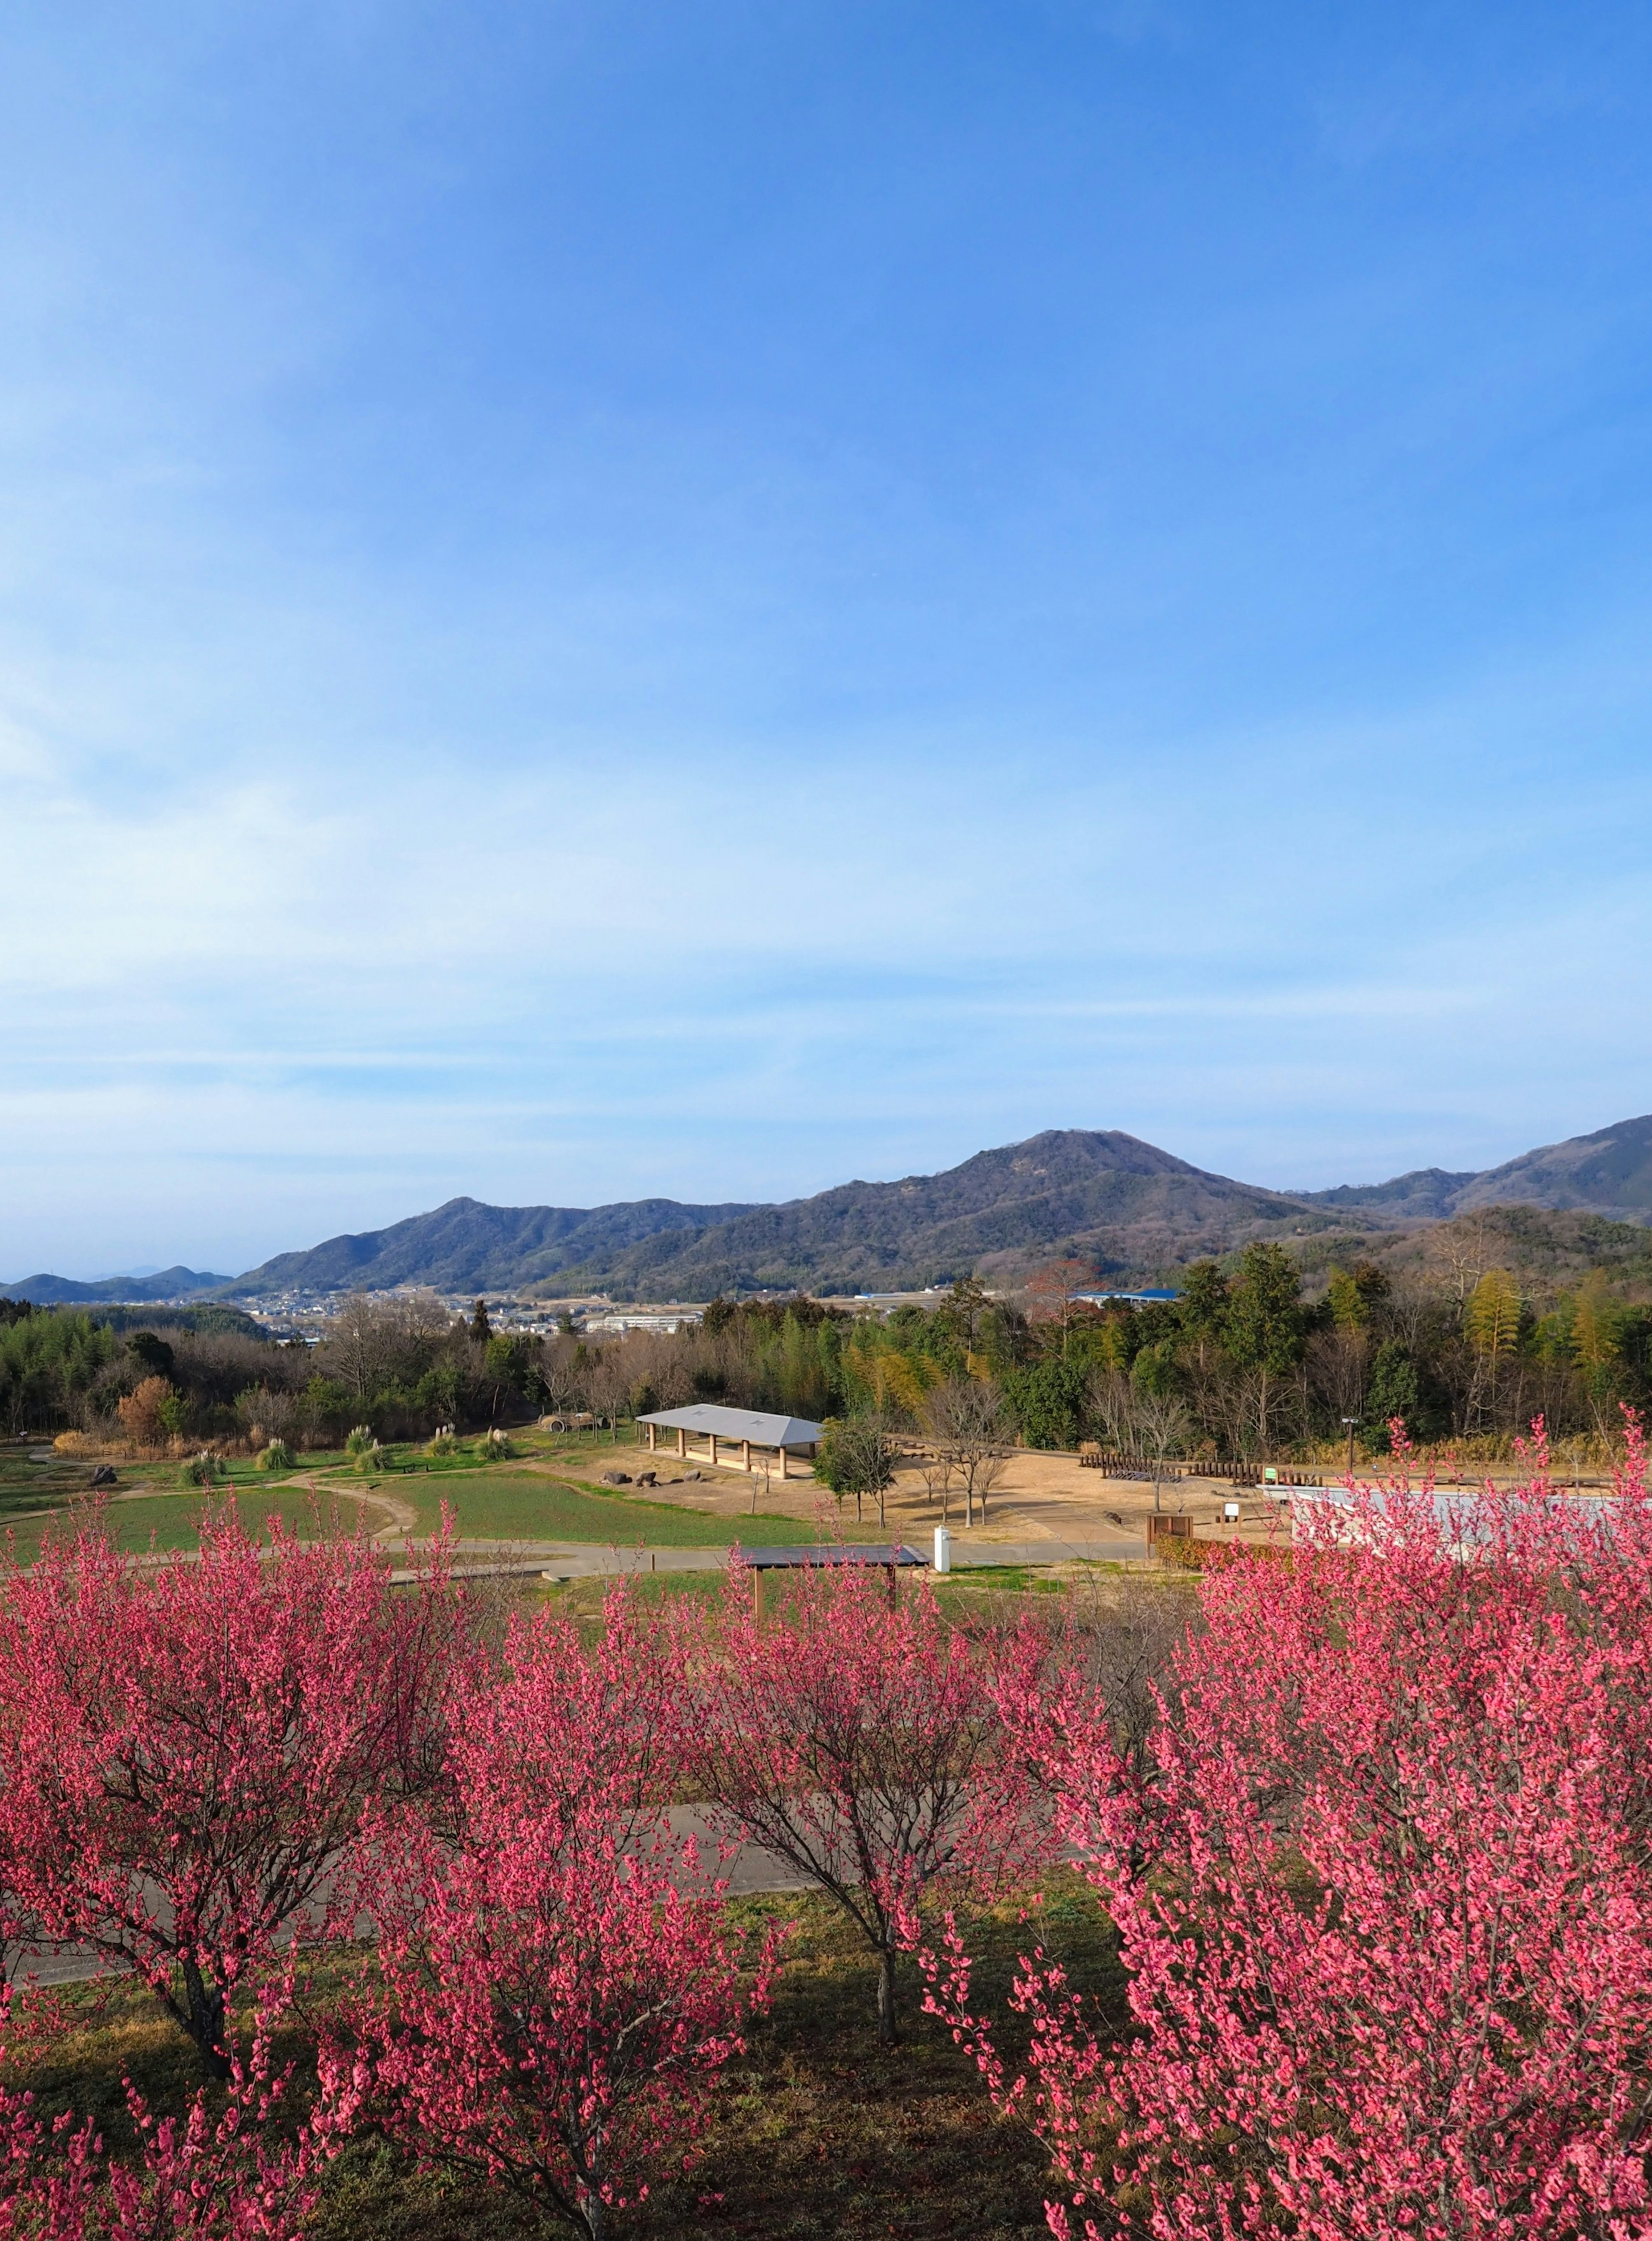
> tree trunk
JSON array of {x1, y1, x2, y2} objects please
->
[
  {"x1": 876, "y1": 1948, "x2": 899, "y2": 2045},
  {"x1": 179, "y1": 1955, "x2": 231, "y2": 2079}
]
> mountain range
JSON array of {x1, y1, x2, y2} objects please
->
[
  {"x1": 0, "y1": 1266, "x2": 236, "y2": 1305},
  {"x1": 9, "y1": 1112, "x2": 1652, "y2": 1307}
]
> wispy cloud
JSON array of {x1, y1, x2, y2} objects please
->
[{"x1": 3, "y1": 1, "x2": 1651, "y2": 1273}]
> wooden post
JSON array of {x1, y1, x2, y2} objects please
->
[
  {"x1": 778, "y1": 1444, "x2": 788, "y2": 1480},
  {"x1": 709, "y1": 1433, "x2": 719, "y2": 1467},
  {"x1": 742, "y1": 1438, "x2": 751, "y2": 1472},
  {"x1": 647, "y1": 1422, "x2": 657, "y2": 1452},
  {"x1": 678, "y1": 1427, "x2": 687, "y2": 1459}
]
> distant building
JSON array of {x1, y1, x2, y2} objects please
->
[
  {"x1": 584, "y1": 1310, "x2": 704, "y2": 1335},
  {"x1": 1073, "y1": 1288, "x2": 1180, "y2": 1307}
]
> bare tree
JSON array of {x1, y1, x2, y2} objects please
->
[
  {"x1": 1306, "y1": 1327, "x2": 1368, "y2": 1434},
  {"x1": 534, "y1": 1335, "x2": 584, "y2": 1419},
  {"x1": 1061, "y1": 1572, "x2": 1199, "y2": 1779},
  {"x1": 234, "y1": 1384, "x2": 300, "y2": 1444},
  {"x1": 921, "y1": 1452, "x2": 956, "y2": 1523},
  {"x1": 581, "y1": 1351, "x2": 634, "y2": 1444},
  {"x1": 1085, "y1": 1365, "x2": 1135, "y2": 1452},
  {"x1": 321, "y1": 1291, "x2": 449, "y2": 1405},
  {"x1": 923, "y1": 1377, "x2": 1010, "y2": 1529},
  {"x1": 1421, "y1": 1211, "x2": 1492, "y2": 1307},
  {"x1": 1131, "y1": 1388, "x2": 1191, "y2": 1514}
]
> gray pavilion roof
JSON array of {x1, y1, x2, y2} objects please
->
[{"x1": 636, "y1": 1404, "x2": 825, "y2": 1446}]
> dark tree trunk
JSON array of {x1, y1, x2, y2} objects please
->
[
  {"x1": 876, "y1": 1948, "x2": 899, "y2": 2046},
  {"x1": 178, "y1": 1955, "x2": 231, "y2": 2078}
]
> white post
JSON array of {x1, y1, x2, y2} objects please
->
[
  {"x1": 647, "y1": 1422, "x2": 657, "y2": 1451},
  {"x1": 933, "y1": 1525, "x2": 952, "y2": 1574},
  {"x1": 742, "y1": 1439, "x2": 751, "y2": 1472}
]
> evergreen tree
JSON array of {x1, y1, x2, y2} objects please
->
[
  {"x1": 1327, "y1": 1266, "x2": 1368, "y2": 1332},
  {"x1": 1177, "y1": 1260, "x2": 1230, "y2": 1341},
  {"x1": 815, "y1": 1414, "x2": 898, "y2": 1526},
  {"x1": 1223, "y1": 1241, "x2": 1304, "y2": 1452},
  {"x1": 1363, "y1": 1339, "x2": 1421, "y2": 1451},
  {"x1": 1000, "y1": 1357, "x2": 1086, "y2": 1449}
]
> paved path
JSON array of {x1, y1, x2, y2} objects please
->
[
  {"x1": 390, "y1": 1535, "x2": 1147, "y2": 1584},
  {"x1": 5, "y1": 1808, "x2": 845, "y2": 1989}
]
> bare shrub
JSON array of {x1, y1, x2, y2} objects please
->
[{"x1": 235, "y1": 1384, "x2": 301, "y2": 1443}]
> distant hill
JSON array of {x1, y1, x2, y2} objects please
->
[
  {"x1": 219, "y1": 1131, "x2": 1381, "y2": 1302},
  {"x1": 23, "y1": 1113, "x2": 1652, "y2": 1307},
  {"x1": 0, "y1": 1266, "x2": 231, "y2": 1305},
  {"x1": 1294, "y1": 1115, "x2": 1652, "y2": 1229},
  {"x1": 1296, "y1": 1168, "x2": 1478, "y2": 1221},
  {"x1": 545, "y1": 1129, "x2": 1360, "y2": 1297},
  {"x1": 1447, "y1": 1114, "x2": 1652, "y2": 1222},
  {"x1": 225, "y1": 1195, "x2": 761, "y2": 1298}
]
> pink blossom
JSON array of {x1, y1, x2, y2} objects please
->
[{"x1": 928, "y1": 1415, "x2": 1652, "y2": 2239}]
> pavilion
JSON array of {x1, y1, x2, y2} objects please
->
[{"x1": 635, "y1": 1403, "x2": 824, "y2": 1479}]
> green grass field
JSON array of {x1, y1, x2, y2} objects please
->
[
  {"x1": 1, "y1": 1424, "x2": 878, "y2": 1564},
  {"x1": 0, "y1": 1434, "x2": 823, "y2": 1560},
  {"x1": 0, "y1": 1486, "x2": 385, "y2": 1565},
  {"x1": 328, "y1": 1464, "x2": 823, "y2": 1549}
]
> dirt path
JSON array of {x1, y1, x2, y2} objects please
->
[
  {"x1": 512, "y1": 1445, "x2": 1282, "y2": 1551},
  {"x1": 292, "y1": 1471, "x2": 420, "y2": 1539}
]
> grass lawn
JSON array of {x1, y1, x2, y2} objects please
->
[
  {"x1": 0, "y1": 1434, "x2": 822, "y2": 1560},
  {"x1": 11, "y1": 1877, "x2": 1122, "y2": 2241},
  {"x1": 328, "y1": 1464, "x2": 824, "y2": 1549},
  {"x1": 0, "y1": 1485, "x2": 385, "y2": 1564}
]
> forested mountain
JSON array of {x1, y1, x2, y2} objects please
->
[
  {"x1": 224, "y1": 1130, "x2": 1384, "y2": 1299},
  {"x1": 1296, "y1": 1114, "x2": 1652, "y2": 1226},
  {"x1": 1447, "y1": 1114, "x2": 1652, "y2": 1221},
  {"x1": 14, "y1": 1115, "x2": 1652, "y2": 1305},
  {"x1": 224, "y1": 1195, "x2": 761, "y2": 1297},
  {"x1": 1295, "y1": 1168, "x2": 1478, "y2": 1220},
  {"x1": 552, "y1": 1130, "x2": 1352, "y2": 1297}
]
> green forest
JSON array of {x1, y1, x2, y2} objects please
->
[{"x1": 5, "y1": 1233, "x2": 1650, "y2": 1464}]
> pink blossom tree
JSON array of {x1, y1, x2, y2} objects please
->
[
  {"x1": 927, "y1": 1423, "x2": 1652, "y2": 2239},
  {"x1": 683, "y1": 1557, "x2": 1048, "y2": 2043},
  {"x1": 340, "y1": 1588, "x2": 766, "y2": 2241},
  {"x1": 0, "y1": 1974, "x2": 364, "y2": 2239},
  {"x1": 0, "y1": 1503, "x2": 464, "y2": 2076}
]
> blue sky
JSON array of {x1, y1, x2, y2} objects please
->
[{"x1": 3, "y1": 2, "x2": 1652, "y2": 1276}]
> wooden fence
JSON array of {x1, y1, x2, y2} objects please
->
[{"x1": 1080, "y1": 1445, "x2": 1284, "y2": 1485}]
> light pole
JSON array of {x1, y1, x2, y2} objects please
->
[{"x1": 1341, "y1": 1416, "x2": 1358, "y2": 1479}]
